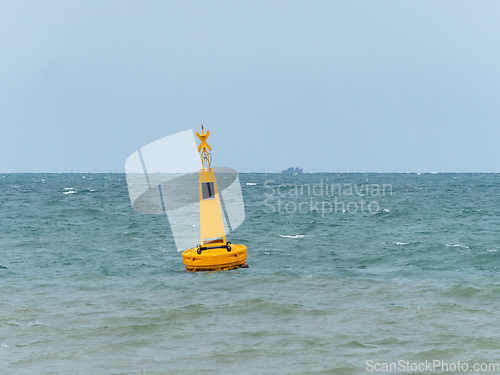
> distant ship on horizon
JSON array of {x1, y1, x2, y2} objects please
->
[{"x1": 281, "y1": 167, "x2": 303, "y2": 174}]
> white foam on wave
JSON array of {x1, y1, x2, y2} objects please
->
[
  {"x1": 393, "y1": 242, "x2": 409, "y2": 246},
  {"x1": 246, "y1": 183, "x2": 257, "y2": 186},
  {"x1": 64, "y1": 188, "x2": 74, "y2": 190},
  {"x1": 7, "y1": 320, "x2": 42, "y2": 327},
  {"x1": 63, "y1": 191, "x2": 77, "y2": 195},
  {"x1": 446, "y1": 244, "x2": 469, "y2": 249},
  {"x1": 280, "y1": 235, "x2": 305, "y2": 239}
]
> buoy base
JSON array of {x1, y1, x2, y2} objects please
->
[{"x1": 182, "y1": 244, "x2": 248, "y2": 272}]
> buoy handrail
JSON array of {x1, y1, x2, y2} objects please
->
[{"x1": 196, "y1": 242, "x2": 232, "y2": 254}]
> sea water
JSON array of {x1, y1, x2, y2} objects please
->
[{"x1": 1, "y1": 173, "x2": 500, "y2": 374}]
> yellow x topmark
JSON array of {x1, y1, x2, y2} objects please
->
[{"x1": 196, "y1": 127, "x2": 212, "y2": 152}]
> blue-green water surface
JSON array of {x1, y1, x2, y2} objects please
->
[{"x1": 1, "y1": 173, "x2": 500, "y2": 374}]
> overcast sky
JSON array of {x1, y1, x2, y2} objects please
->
[{"x1": 1, "y1": 0, "x2": 499, "y2": 173}]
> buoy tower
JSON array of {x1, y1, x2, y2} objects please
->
[{"x1": 181, "y1": 125, "x2": 248, "y2": 271}]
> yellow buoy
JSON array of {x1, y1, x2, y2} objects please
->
[{"x1": 182, "y1": 125, "x2": 248, "y2": 272}]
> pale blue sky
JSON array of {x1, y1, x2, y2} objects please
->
[{"x1": 1, "y1": 0, "x2": 499, "y2": 173}]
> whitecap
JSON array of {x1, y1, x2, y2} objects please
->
[
  {"x1": 382, "y1": 209, "x2": 390, "y2": 213},
  {"x1": 487, "y1": 249, "x2": 498, "y2": 253},
  {"x1": 63, "y1": 188, "x2": 74, "y2": 190},
  {"x1": 446, "y1": 244, "x2": 469, "y2": 249},
  {"x1": 393, "y1": 242, "x2": 409, "y2": 246},
  {"x1": 246, "y1": 183, "x2": 257, "y2": 186},
  {"x1": 63, "y1": 191, "x2": 77, "y2": 195},
  {"x1": 280, "y1": 235, "x2": 305, "y2": 239}
]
